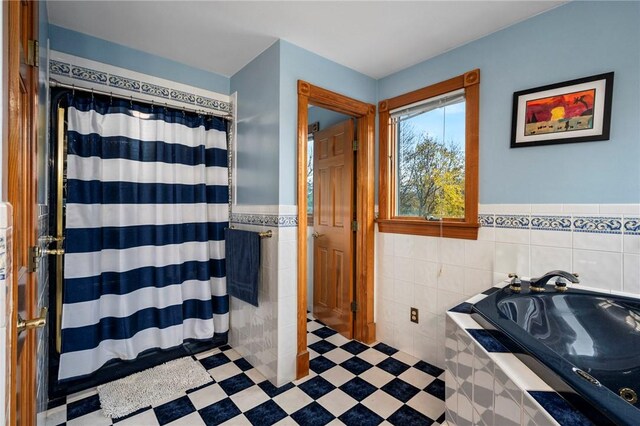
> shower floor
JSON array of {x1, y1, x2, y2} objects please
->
[{"x1": 43, "y1": 314, "x2": 445, "y2": 425}]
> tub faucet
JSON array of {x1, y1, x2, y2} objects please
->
[{"x1": 529, "y1": 270, "x2": 579, "y2": 292}]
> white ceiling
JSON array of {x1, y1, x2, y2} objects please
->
[{"x1": 47, "y1": 1, "x2": 566, "y2": 80}]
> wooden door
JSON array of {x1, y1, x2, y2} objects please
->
[
  {"x1": 312, "y1": 119, "x2": 355, "y2": 338},
  {"x1": 7, "y1": 1, "x2": 40, "y2": 425}
]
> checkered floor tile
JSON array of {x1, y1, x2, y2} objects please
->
[{"x1": 44, "y1": 314, "x2": 445, "y2": 426}]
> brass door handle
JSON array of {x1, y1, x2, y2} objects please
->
[
  {"x1": 312, "y1": 232, "x2": 324, "y2": 239},
  {"x1": 17, "y1": 307, "x2": 47, "y2": 334}
]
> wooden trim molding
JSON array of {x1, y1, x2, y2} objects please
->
[
  {"x1": 377, "y1": 69, "x2": 480, "y2": 240},
  {"x1": 296, "y1": 81, "x2": 376, "y2": 378}
]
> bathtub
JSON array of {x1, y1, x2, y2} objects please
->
[{"x1": 472, "y1": 282, "x2": 640, "y2": 426}]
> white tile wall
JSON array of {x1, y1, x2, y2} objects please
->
[
  {"x1": 375, "y1": 204, "x2": 640, "y2": 368},
  {"x1": 228, "y1": 223, "x2": 279, "y2": 385},
  {"x1": 0, "y1": 202, "x2": 13, "y2": 426},
  {"x1": 228, "y1": 206, "x2": 299, "y2": 387}
]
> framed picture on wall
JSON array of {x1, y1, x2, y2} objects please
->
[{"x1": 510, "y1": 72, "x2": 614, "y2": 148}]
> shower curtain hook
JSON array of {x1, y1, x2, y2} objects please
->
[
  {"x1": 91, "y1": 88, "x2": 94, "y2": 101},
  {"x1": 72, "y1": 84, "x2": 75, "y2": 99},
  {"x1": 110, "y1": 92, "x2": 113, "y2": 106},
  {"x1": 130, "y1": 95, "x2": 134, "y2": 109}
]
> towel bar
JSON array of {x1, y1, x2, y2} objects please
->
[{"x1": 227, "y1": 227, "x2": 272, "y2": 239}]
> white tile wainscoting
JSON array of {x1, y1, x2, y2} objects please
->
[
  {"x1": 374, "y1": 204, "x2": 640, "y2": 369},
  {"x1": 228, "y1": 205, "x2": 298, "y2": 387},
  {"x1": 0, "y1": 203, "x2": 12, "y2": 426}
]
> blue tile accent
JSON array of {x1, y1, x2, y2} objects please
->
[
  {"x1": 47, "y1": 396, "x2": 67, "y2": 410},
  {"x1": 340, "y1": 377, "x2": 377, "y2": 401},
  {"x1": 381, "y1": 378, "x2": 420, "y2": 403},
  {"x1": 153, "y1": 396, "x2": 196, "y2": 425},
  {"x1": 528, "y1": 391, "x2": 595, "y2": 426},
  {"x1": 338, "y1": 403, "x2": 384, "y2": 426},
  {"x1": 218, "y1": 373, "x2": 254, "y2": 396},
  {"x1": 449, "y1": 302, "x2": 474, "y2": 314},
  {"x1": 624, "y1": 217, "x2": 640, "y2": 235},
  {"x1": 290, "y1": 401, "x2": 335, "y2": 426},
  {"x1": 372, "y1": 342, "x2": 398, "y2": 356},
  {"x1": 66, "y1": 394, "x2": 101, "y2": 420},
  {"x1": 230, "y1": 213, "x2": 298, "y2": 228},
  {"x1": 387, "y1": 404, "x2": 435, "y2": 425},
  {"x1": 309, "y1": 340, "x2": 338, "y2": 354},
  {"x1": 312, "y1": 326, "x2": 338, "y2": 339},
  {"x1": 573, "y1": 216, "x2": 622, "y2": 234},
  {"x1": 531, "y1": 215, "x2": 572, "y2": 231},
  {"x1": 50, "y1": 60, "x2": 70, "y2": 76},
  {"x1": 244, "y1": 400, "x2": 288, "y2": 426},
  {"x1": 341, "y1": 340, "x2": 369, "y2": 355},
  {"x1": 108, "y1": 74, "x2": 141, "y2": 92},
  {"x1": 71, "y1": 65, "x2": 108, "y2": 85},
  {"x1": 298, "y1": 376, "x2": 336, "y2": 400},
  {"x1": 200, "y1": 353, "x2": 231, "y2": 370},
  {"x1": 257, "y1": 380, "x2": 294, "y2": 399},
  {"x1": 467, "y1": 329, "x2": 510, "y2": 352},
  {"x1": 482, "y1": 286, "x2": 501, "y2": 295},
  {"x1": 198, "y1": 397, "x2": 241, "y2": 425},
  {"x1": 478, "y1": 214, "x2": 495, "y2": 227},
  {"x1": 233, "y1": 358, "x2": 253, "y2": 371},
  {"x1": 414, "y1": 360, "x2": 444, "y2": 377},
  {"x1": 425, "y1": 378, "x2": 445, "y2": 400},
  {"x1": 341, "y1": 357, "x2": 373, "y2": 375},
  {"x1": 495, "y1": 214, "x2": 530, "y2": 229},
  {"x1": 309, "y1": 356, "x2": 337, "y2": 374},
  {"x1": 377, "y1": 358, "x2": 410, "y2": 376}
]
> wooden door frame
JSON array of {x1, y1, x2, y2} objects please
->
[
  {"x1": 7, "y1": 0, "x2": 39, "y2": 424},
  {"x1": 296, "y1": 81, "x2": 376, "y2": 379}
]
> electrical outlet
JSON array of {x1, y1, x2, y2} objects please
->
[{"x1": 410, "y1": 307, "x2": 419, "y2": 324}]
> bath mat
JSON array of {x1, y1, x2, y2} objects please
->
[{"x1": 97, "y1": 356, "x2": 212, "y2": 419}]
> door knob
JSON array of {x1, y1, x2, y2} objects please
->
[
  {"x1": 17, "y1": 307, "x2": 47, "y2": 334},
  {"x1": 312, "y1": 232, "x2": 324, "y2": 239}
]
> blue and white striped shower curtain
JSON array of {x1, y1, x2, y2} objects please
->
[{"x1": 58, "y1": 94, "x2": 229, "y2": 381}]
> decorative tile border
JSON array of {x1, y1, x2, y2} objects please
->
[
  {"x1": 478, "y1": 213, "x2": 639, "y2": 235},
  {"x1": 478, "y1": 214, "x2": 494, "y2": 227},
  {"x1": 530, "y1": 215, "x2": 572, "y2": 232},
  {"x1": 573, "y1": 216, "x2": 622, "y2": 234},
  {"x1": 494, "y1": 214, "x2": 530, "y2": 229},
  {"x1": 49, "y1": 58, "x2": 231, "y2": 114},
  {"x1": 623, "y1": 217, "x2": 640, "y2": 235},
  {"x1": 230, "y1": 213, "x2": 298, "y2": 228}
]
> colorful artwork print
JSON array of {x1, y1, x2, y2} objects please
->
[{"x1": 524, "y1": 89, "x2": 595, "y2": 136}]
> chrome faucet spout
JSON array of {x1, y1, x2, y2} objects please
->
[{"x1": 529, "y1": 270, "x2": 579, "y2": 292}]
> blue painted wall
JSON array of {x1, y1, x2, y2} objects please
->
[
  {"x1": 308, "y1": 106, "x2": 351, "y2": 132},
  {"x1": 49, "y1": 25, "x2": 230, "y2": 94},
  {"x1": 230, "y1": 42, "x2": 281, "y2": 205},
  {"x1": 378, "y1": 1, "x2": 640, "y2": 204},
  {"x1": 279, "y1": 41, "x2": 377, "y2": 205}
]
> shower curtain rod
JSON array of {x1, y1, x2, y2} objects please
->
[{"x1": 49, "y1": 79, "x2": 233, "y2": 119}]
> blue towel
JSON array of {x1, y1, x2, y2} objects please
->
[{"x1": 225, "y1": 229, "x2": 260, "y2": 307}]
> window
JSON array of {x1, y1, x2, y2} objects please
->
[{"x1": 377, "y1": 69, "x2": 480, "y2": 239}]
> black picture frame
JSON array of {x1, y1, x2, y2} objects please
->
[{"x1": 510, "y1": 72, "x2": 614, "y2": 148}]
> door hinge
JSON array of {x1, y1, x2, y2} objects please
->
[
  {"x1": 28, "y1": 246, "x2": 39, "y2": 272},
  {"x1": 351, "y1": 220, "x2": 359, "y2": 232},
  {"x1": 350, "y1": 301, "x2": 358, "y2": 312},
  {"x1": 27, "y1": 40, "x2": 39, "y2": 67},
  {"x1": 353, "y1": 140, "x2": 358, "y2": 151}
]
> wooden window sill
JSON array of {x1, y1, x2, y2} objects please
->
[{"x1": 376, "y1": 218, "x2": 479, "y2": 240}]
